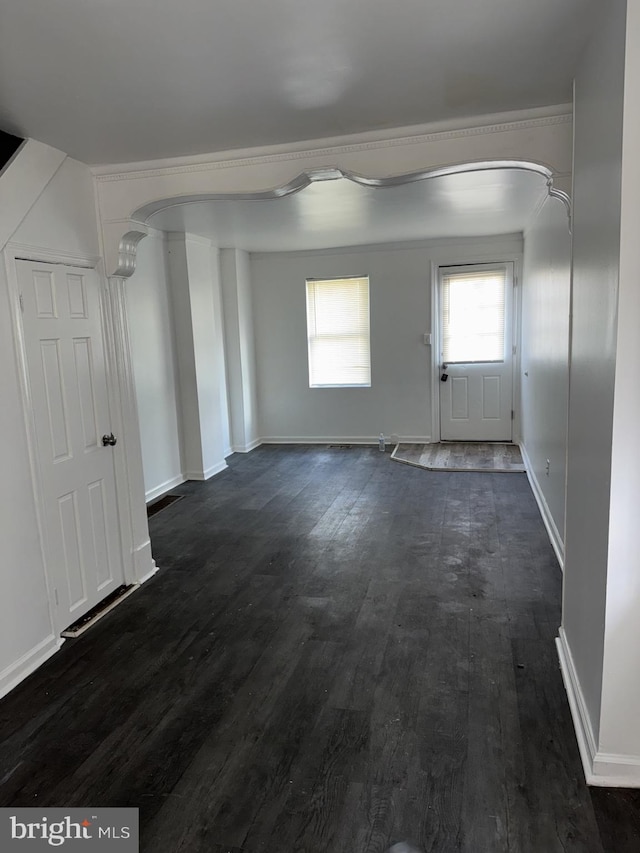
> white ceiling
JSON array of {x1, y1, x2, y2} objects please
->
[
  {"x1": 0, "y1": 0, "x2": 596, "y2": 165},
  {"x1": 144, "y1": 169, "x2": 550, "y2": 252}
]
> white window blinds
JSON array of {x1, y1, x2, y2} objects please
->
[
  {"x1": 306, "y1": 277, "x2": 371, "y2": 387},
  {"x1": 441, "y1": 267, "x2": 507, "y2": 363}
]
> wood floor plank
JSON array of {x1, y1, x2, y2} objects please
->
[{"x1": 0, "y1": 446, "x2": 637, "y2": 852}]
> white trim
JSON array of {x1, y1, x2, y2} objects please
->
[
  {"x1": 184, "y1": 460, "x2": 228, "y2": 480},
  {"x1": 8, "y1": 243, "x2": 101, "y2": 268},
  {"x1": 145, "y1": 474, "x2": 186, "y2": 504},
  {"x1": 260, "y1": 435, "x2": 432, "y2": 445},
  {"x1": 556, "y1": 629, "x2": 598, "y2": 778},
  {"x1": 231, "y1": 438, "x2": 262, "y2": 453},
  {"x1": 520, "y1": 442, "x2": 565, "y2": 569},
  {"x1": 133, "y1": 539, "x2": 157, "y2": 582},
  {"x1": 556, "y1": 630, "x2": 640, "y2": 788},
  {"x1": 137, "y1": 563, "x2": 159, "y2": 585},
  {"x1": 430, "y1": 261, "x2": 441, "y2": 443},
  {"x1": 590, "y1": 753, "x2": 640, "y2": 788},
  {"x1": 512, "y1": 260, "x2": 522, "y2": 444},
  {"x1": 0, "y1": 634, "x2": 61, "y2": 701},
  {"x1": 92, "y1": 105, "x2": 572, "y2": 180}
]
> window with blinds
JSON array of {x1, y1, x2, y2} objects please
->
[
  {"x1": 305, "y1": 276, "x2": 371, "y2": 387},
  {"x1": 441, "y1": 267, "x2": 507, "y2": 363}
]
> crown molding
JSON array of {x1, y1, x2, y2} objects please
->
[{"x1": 92, "y1": 106, "x2": 572, "y2": 183}]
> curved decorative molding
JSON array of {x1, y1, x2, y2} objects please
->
[
  {"x1": 131, "y1": 159, "x2": 571, "y2": 224},
  {"x1": 103, "y1": 222, "x2": 150, "y2": 278},
  {"x1": 547, "y1": 180, "x2": 573, "y2": 219},
  {"x1": 113, "y1": 230, "x2": 149, "y2": 277}
]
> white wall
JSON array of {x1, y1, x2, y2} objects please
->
[
  {"x1": 127, "y1": 230, "x2": 184, "y2": 502},
  {"x1": 598, "y1": 0, "x2": 640, "y2": 765},
  {"x1": 520, "y1": 196, "x2": 571, "y2": 562},
  {"x1": 12, "y1": 158, "x2": 100, "y2": 257},
  {"x1": 0, "y1": 140, "x2": 65, "y2": 251},
  {"x1": 251, "y1": 235, "x2": 522, "y2": 443},
  {"x1": 0, "y1": 155, "x2": 101, "y2": 696},
  {"x1": 562, "y1": 0, "x2": 626, "y2": 752}
]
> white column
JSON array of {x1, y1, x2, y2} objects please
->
[
  {"x1": 166, "y1": 233, "x2": 229, "y2": 478},
  {"x1": 220, "y1": 248, "x2": 260, "y2": 452},
  {"x1": 105, "y1": 274, "x2": 156, "y2": 583}
]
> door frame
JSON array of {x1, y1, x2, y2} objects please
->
[
  {"x1": 430, "y1": 255, "x2": 522, "y2": 444},
  {"x1": 2, "y1": 242, "x2": 142, "y2": 635}
]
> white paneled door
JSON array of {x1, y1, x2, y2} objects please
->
[
  {"x1": 439, "y1": 263, "x2": 514, "y2": 441},
  {"x1": 18, "y1": 261, "x2": 125, "y2": 633}
]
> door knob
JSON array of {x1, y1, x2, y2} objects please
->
[{"x1": 101, "y1": 433, "x2": 117, "y2": 447}]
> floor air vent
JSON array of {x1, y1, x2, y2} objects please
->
[{"x1": 147, "y1": 493, "x2": 183, "y2": 517}]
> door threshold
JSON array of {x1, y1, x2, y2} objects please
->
[{"x1": 60, "y1": 584, "x2": 138, "y2": 638}]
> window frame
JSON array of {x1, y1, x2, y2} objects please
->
[{"x1": 305, "y1": 275, "x2": 372, "y2": 389}]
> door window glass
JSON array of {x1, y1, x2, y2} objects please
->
[{"x1": 441, "y1": 268, "x2": 506, "y2": 363}]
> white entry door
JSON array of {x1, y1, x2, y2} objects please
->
[
  {"x1": 439, "y1": 263, "x2": 514, "y2": 441},
  {"x1": 18, "y1": 260, "x2": 125, "y2": 633}
]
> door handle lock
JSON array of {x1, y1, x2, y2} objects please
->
[
  {"x1": 101, "y1": 433, "x2": 117, "y2": 447},
  {"x1": 440, "y1": 363, "x2": 449, "y2": 382}
]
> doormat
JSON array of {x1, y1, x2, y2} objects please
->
[
  {"x1": 391, "y1": 442, "x2": 526, "y2": 473},
  {"x1": 61, "y1": 584, "x2": 138, "y2": 638},
  {"x1": 147, "y1": 493, "x2": 183, "y2": 518}
]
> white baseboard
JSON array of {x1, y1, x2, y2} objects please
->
[
  {"x1": 0, "y1": 634, "x2": 61, "y2": 700},
  {"x1": 231, "y1": 438, "x2": 262, "y2": 453},
  {"x1": 138, "y1": 563, "x2": 159, "y2": 585},
  {"x1": 132, "y1": 539, "x2": 157, "y2": 585},
  {"x1": 145, "y1": 474, "x2": 186, "y2": 503},
  {"x1": 556, "y1": 630, "x2": 598, "y2": 776},
  {"x1": 260, "y1": 435, "x2": 431, "y2": 445},
  {"x1": 520, "y1": 443, "x2": 564, "y2": 569},
  {"x1": 556, "y1": 630, "x2": 640, "y2": 787},
  {"x1": 185, "y1": 460, "x2": 228, "y2": 480},
  {"x1": 590, "y1": 753, "x2": 640, "y2": 787}
]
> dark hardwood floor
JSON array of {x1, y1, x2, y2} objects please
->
[{"x1": 1, "y1": 445, "x2": 639, "y2": 851}]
